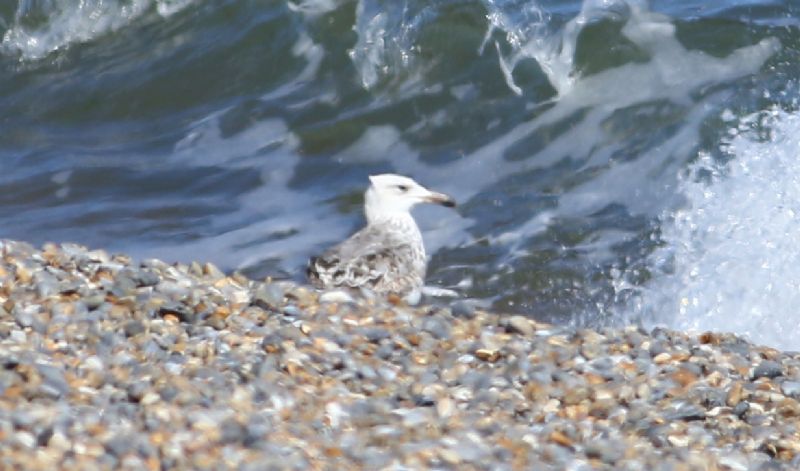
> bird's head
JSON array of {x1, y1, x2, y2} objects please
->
[{"x1": 365, "y1": 174, "x2": 456, "y2": 223}]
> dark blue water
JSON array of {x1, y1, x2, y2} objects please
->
[{"x1": 2, "y1": 0, "x2": 800, "y2": 348}]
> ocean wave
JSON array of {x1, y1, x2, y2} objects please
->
[{"x1": 1, "y1": 0, "x2": 194, "y2": 61}]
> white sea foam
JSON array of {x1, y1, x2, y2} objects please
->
[
  {"x1": 630, "y1": 107, "x2": 800, "y2": 351},
  {"x1": 1, "y1": 0, "x2": 194, "y2": 61},
  {"x1": 287, "y1": 0, "x2": 343, "y2": 17}
]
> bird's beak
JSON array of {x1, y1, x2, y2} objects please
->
[{"x1": 424, "y1": 191, "x2": 456, "y2": 208}]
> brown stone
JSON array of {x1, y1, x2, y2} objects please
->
[
  {"x1": 548, "y1": 430, "x2": 574, "y2": 449},
  {"x1": 727, "y1": 381, "x2": 744, "y2": 406},
  {"x1": 324, "y1": 447, "x2": 343, "y2": 458},
  {"x1": 653, "y1": 353, "x2": 672, "y2": 364},
  {"x1": 411, "y1": 351, "x2": 431, "y2": 365},
  {"x1": 672, "y1": 368, "x2": 698, "y2": 388},
  {"x1": 475, "y1": 349, "x2": 501, "y2": 362},
  {"x1": 585, "y1": 372, "x2": 606, "y2": 385},
  {"x1": 699, "y1": 332, "x2": 720, "y2": 344}
]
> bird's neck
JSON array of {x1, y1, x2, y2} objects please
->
[
  {"x1": 367, "y1": 210, "x2": 415, "y2": 228},
  {"x1": 367, "y1": 211, "x2": 422, "y2": 239}
]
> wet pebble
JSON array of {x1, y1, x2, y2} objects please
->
[
  {"x1": 753, "y1": 360, "x2": 784, "y2": 379},
  {"x1": 252, "y1": 283, "x2": 284, "y2": 310},
  {"x1": 506, "y1": 315, "x2": 535, "y2": 336},
  {"x1": 450, "y1": 299, "x2": 476, "y2": 319}
]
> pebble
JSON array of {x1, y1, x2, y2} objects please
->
[
  {"x1": 506, "y1": 314, "x2": 535, "y2": 336},
  {"x1": 781, "y1": 381, "x2": 800, "y2": 399},
  {"x1": 123, "y1": 320, "x2": 145, "y2": 337},
  {"x1": 2, "y1": 239, "x2": 800, "y2": 470},
  {"x1": 753, "y1": 360, "x2": 784, "y2": 379},
  {"x1": 450, "y1": 299, "x2": 476, "y2": 319},
  {"x1": 421, "y1": 315, "x2": 451, "y2": 340},
  {"x1": 663, "y1": 402, "x2": 706, "y2": 422},
  {"x1": 318, "y1": 290, "x2": 354, "y2": 304},
  {"x1": 252, "y1": 283, "x2": 284, "y2": 310}
]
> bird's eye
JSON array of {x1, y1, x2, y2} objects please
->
[{"x1": 397, "y1": 185, "x2": 409, "y2": 192}]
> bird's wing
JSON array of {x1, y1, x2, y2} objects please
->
[{"x1": 307, "y1": 225, "x2": 418, "y2": 291}]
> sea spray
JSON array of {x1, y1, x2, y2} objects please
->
[{"x1": 630, "y1": 107, "x2": 800, "y2": 351}]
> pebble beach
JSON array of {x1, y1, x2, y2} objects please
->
[{"x1": 2, "y1": 239, "x2": 800, "y2": 470}]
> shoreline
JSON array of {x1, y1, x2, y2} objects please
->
[{"x1": 1, "y1": 239, "x2": 799, "y2": 469}]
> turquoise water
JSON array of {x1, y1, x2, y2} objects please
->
[{"x1": 2, "y1": 0, "x2": 800, "y2": 347}]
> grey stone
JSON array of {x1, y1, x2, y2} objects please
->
[
  {"x1": 157, "y1": 302, "x2": 194, "y2": 323},
  {"x1": 752, "y1": 361, "x2": 783, "y2": 379},
  {"x1": 104, "y1": 435, "x2": 134, "y2": 457},
  {"x1": 134, "y1": 269, "x2": 161, "y2": 287},
  {"x1": 450, "y1": 300, "x2": 476, "y2": 319},
  {"x1": 261, "y1": 334, "x2": 284, "y2": 352},
  {"x1": 83, "y1": 293, "x2": 107, "y2": 310},
  {"x1": 506, "y1": 315, "x2": 535, "y2": 336},
  {"x1": 33, "y1": 271, "x2": 59, "y2": 298},
  {"x1": 220, "y1": 419, "x2": 247, "y2": 444},
  {"x1": 363, "y1": 327, "x2": 391, "y2": 343},
  {"x1": 35, "y1": 364, "x2": 69, "y2": 396},
  {"x1": 11, "y1": 411, "x2": 36, "y2": 428},
  {"x1": 584, "y1": 439, "x2": 624, "y2": 463},
  {"x1": 663, "y1": 402, "x2": 706, "y2": 421},
  {"x1": 422, "y1": 316, "x2": 451, "y2": 340},
  {"x1": 281, "y1": 305, "x2": 302, "y2": 318},
  {"x1": 36, "y1": 426, "x2": 53, "y2": 447},
  {"x1": 123, "y1": 320, "x2": 146, "y2": 337},
  {"x1": 781, "y1": 380, "x2": 800, "y2": 398},
  {"x1": 253, "y1": 284, "x2": 284, "y2": 310}
]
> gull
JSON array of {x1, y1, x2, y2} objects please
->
[{"x1": 307, "y1": 174, "x2": 456, "y2": 296}]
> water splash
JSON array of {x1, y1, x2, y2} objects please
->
[
  {"x1": 481, "y1": 0, "x2": 778, "y2": 97},
  {"x1": 1, "y1": 0, "x2": 194, "y2": 61},
  {"x1": 348, "y1": 0, "x2": 555, "y2": 91},
  {"x1": 349, "y1": 0, "x2": 441, "y2": 89},
  {"x1": 631, "y1": 107, "x2": 800, "y2": 351},
  {"x1": 481, "y1": 0, "x2": 570, "y2": 95},
  {"x1": 349, "y1": 0, "x2": 779, "y2": 100}
]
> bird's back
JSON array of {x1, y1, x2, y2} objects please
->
[{"x1": 307, "y1": 221, "x2": 426, "y2": 295}]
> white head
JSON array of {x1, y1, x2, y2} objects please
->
[{"x1": 364, "y1": 174, "x2": 456, "y2": 224}]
